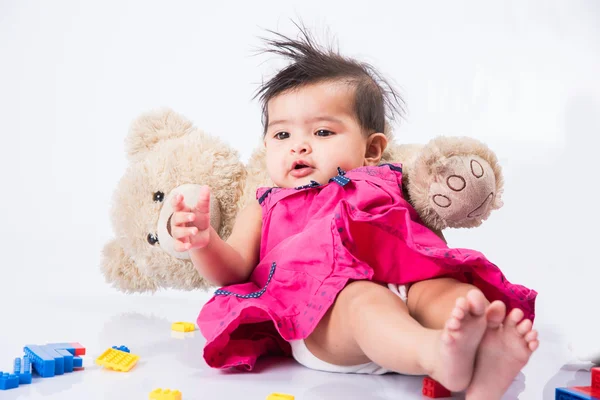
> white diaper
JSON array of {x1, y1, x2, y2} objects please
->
[
  {"x1": 289, "y1": 339, "x2": 391, "y2": 374},
  {"x1": 289, "y1": 283, "x2": 409, "y2": 375}
]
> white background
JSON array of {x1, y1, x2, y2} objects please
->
[{"x1": 0, "y1": 1, "x2": 599, "y2": 399}]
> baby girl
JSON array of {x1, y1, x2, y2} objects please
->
[{"x1": 170, "y1": 29, "x2": 538, "y2": 399}]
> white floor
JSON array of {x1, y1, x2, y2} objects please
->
[{"x1": 0, "y1": 288, "x2": 596, "y2": 400}]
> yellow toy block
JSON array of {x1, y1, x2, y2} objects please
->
[
  {"x1": 171, "y1": 322, "x2": 196, "y2": 332},
  {"x1": 149, "y1": 388, "x2": 182, "y2": 400},
  {"x1": 95, "y1": 347, "x2": 140, "y2": 372},
  {"x1": 266, "y1": 393, "x2": 294, "y2": 400}
]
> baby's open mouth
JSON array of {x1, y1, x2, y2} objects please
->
[{"x1": 290, "y1": 162, "x2": 314, "y2": 177}]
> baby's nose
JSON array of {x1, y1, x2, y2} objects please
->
[{"x1": 291, "y1": 142, "x2": 311, "y2": 154}]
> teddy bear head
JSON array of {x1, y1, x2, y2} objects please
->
[{"x1": 101, "y1": 109, "x2": 246, "y2": 293}]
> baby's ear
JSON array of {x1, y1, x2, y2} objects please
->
[
  {"x1": 365, "y1": 133, "x2": 388, "y2": 165},
  {"x1": 125, "y1": 108, "x2": 194, "y2": 160}
]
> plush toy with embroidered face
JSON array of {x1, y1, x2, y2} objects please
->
[
  {"x1": 100, "y1": 109, "x2": 246, "y2": 292},
  {"x1": 101, "y1": 109, "x2": 503, "y2": 292}
]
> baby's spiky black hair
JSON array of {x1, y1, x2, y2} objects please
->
[{"x1": 254, "y1": 22, "x2": 405, "y2": 136}]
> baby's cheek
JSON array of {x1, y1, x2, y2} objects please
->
[
  {"x1": 265, "y1": 158, "x2": 281, "y2": 178},
  {"x1": 323, "y1": 168, "x2": 340, "y2": 182}
]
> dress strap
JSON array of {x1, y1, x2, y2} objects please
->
[
  {"x1": 329, "y1": 167, "x2": 351, "y2": 186},
  {"x1": 257, "y1": 187, "x2": 274, "y2": 205}
]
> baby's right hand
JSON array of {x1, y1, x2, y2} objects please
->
[{"x1": 170, "y1": 186, "x2": 212, "y2": 252}]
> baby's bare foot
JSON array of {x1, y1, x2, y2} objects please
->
[
  {"x1": 466, "y1": 304, "x2": 539, "y2": 400},
  {"x1": 429, "y1": 289, "x2": 488, "y2": 392}
]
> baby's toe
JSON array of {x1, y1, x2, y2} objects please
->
[
  {"x1": 466, "y1": 290, "x2": 487, "y2": 316},
  {"x1": 528, "y1": 340, "x2": 539, "y2": 352},
  {"x1": 455, "y1": 296, "x2": 468, "y2": 313},
  {"x1": 446, "y1": 316, "x2": 461, "y2": 331},
  {"x1": 485, "y1": 300, "x2": 506, "y2": 329},
  {"x1": 524, "y1": 329, "x2": 538, "y2": 342},
  {"x1": 505, "y1": 308, "x2": 524, "y2": 327},
  {"x1": 451, "y1": 306, "x2": 466, "y2": 320},
  {"x1": 516, "y1": 319, "x2": 533, "y2": 336}
]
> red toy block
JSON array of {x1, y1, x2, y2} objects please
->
[
  {"x1": 69, "y1": 343, "x2": 86, "y2": 356},
  {"x1": 422, "y1": 377, "x2": 452, "y2": 398},
  {"x1": 572, "y1": 385, "x2": 600, "y2": 399},
  {"x1": 592, "y1": 367, "x2": 600, "y2": 390}
]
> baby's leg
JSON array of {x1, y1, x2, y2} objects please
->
[
  {"x1": 466, "y1": 304, "x2": 539, "y2": 400},
  {"x1": 407, "y1": 277, "x2": 489, "y2": 329},
  {"x1": 305, "y1": 281, "x2": 485, "y2": 392},
  {"x1": 404, "y1": 278, "x2": 490, "y2": 389}
]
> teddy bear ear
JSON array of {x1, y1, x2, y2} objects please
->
[{"x1": 125, "y1": 108, "x2": 194, "y2": 159}]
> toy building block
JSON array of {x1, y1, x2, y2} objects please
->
[
  {"x1": 24, "y1": 345, "x2": 56, "y2": 378},
  {"x1": 555, "y1": 387, "x2": 599, "y2": 399},
  {"x1": 44, "y1": 343, "x2": 86, "y2": 373},
  {"x1": 555, "y1": 367, "x2": 600, "y2": 400},
  {"x1": 266, "y1": 393, "x2": 295, "y2": 400},
  {"x1": 36, "y1": 346, "x2": 65, "y2": 375},
  {"x1": 53, "y1": 348, "x2": 74, "y2": 373},
  {"x1": 422, "y1": 377, "x2": 452, "y2": 398},
  {"x1": 568, "y1": 386, "x2": 600, "y2": 399},
  {"x1": 149, "y1": 388, "x2": 182, "y2": 400},
  {"x1": 24, "y1": 343, "x2": 86, "y2": 377},
  {"x1": 171, "y1": 322, "x2": 196, "y2": 332},
  {"x1": 46, "y1": 342, "x2": 86, "y2": 356},
  {"x1": 13, "y1": 356, "x2": 32, "y2": 384},
  {"x1": 96, "y1": 347, "x2": 140, "y2": 372},
  {"x1": 112, "y1": 345, "x2": 130, "y2": 353},
  {"x1": 0, "y1": 372, "x2": 19, "y2": 390}
]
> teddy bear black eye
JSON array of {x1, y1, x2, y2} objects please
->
[
  {"x1": 153, "y1": 191, "x2": 165, "y2": 202},
  {"x1": 147, "y1": 233, "x2": 159, "y2": 245}
]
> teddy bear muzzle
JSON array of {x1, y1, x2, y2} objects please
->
[{"x1": 156, "y1": 184, "x2": 222, "y2": 260}]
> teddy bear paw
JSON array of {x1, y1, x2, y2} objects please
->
[{"x1": 429, "y1": 155, "x2": 497, "y2": 228}]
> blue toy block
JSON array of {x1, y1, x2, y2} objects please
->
[
  {"x1": 48, "y1": 349, "x2": 65, "y2": 375},
  {"x1": 31, "y1": 345, "x2": 77, "y2": 376},
  {"x1": 53, "y1": 349, "x2": 74, "y2": 373},
  {"x1": 35, "y1": 346, "x2": 65, "y2": 375},
  {"x1": 45, "y1": 343, "x2": 86, "y2": 372},
  {"x1": 0, "y1": 372, "x2": 19, "y2": 390},
  {"x1": 13, "y1": 356, "x2": 32, "y2": 385},
  {"x1": 22, "y1": 343, "x2": 85, "y2": 379},
  {"x1": 24, "y1": 345, "x2": 55, "y2": 378},
  {"x1": 556, "y1": 387, "x2": 598, "y2": 399},
  {"x1": 45, "y1": 342, "x2": 85, "y2": 356},
  {"x1": 112, "y1": 345, "x2": 130, "y2": 353},
  {"x1": 46, "y1": 343, "x2": 74, "y2": 351}
]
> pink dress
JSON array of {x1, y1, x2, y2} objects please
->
[{"x1": 197, "y1": 163, "x2": 537, "y2": 370}]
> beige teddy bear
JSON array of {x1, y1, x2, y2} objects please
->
[{"x1": 101, "y1": 108, "x2": 503, "y2": 293}]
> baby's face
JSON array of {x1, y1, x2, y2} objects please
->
[{"x1": 264, "y1": 81, "x2": 370, "y2": 188}]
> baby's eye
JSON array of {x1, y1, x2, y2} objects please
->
[
  {"x1": 315, "y1": 129, "x2": 334, "y2": 137},
  {"x1": 274, "y1": 132, "x2": 290, "y2": 140}
]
